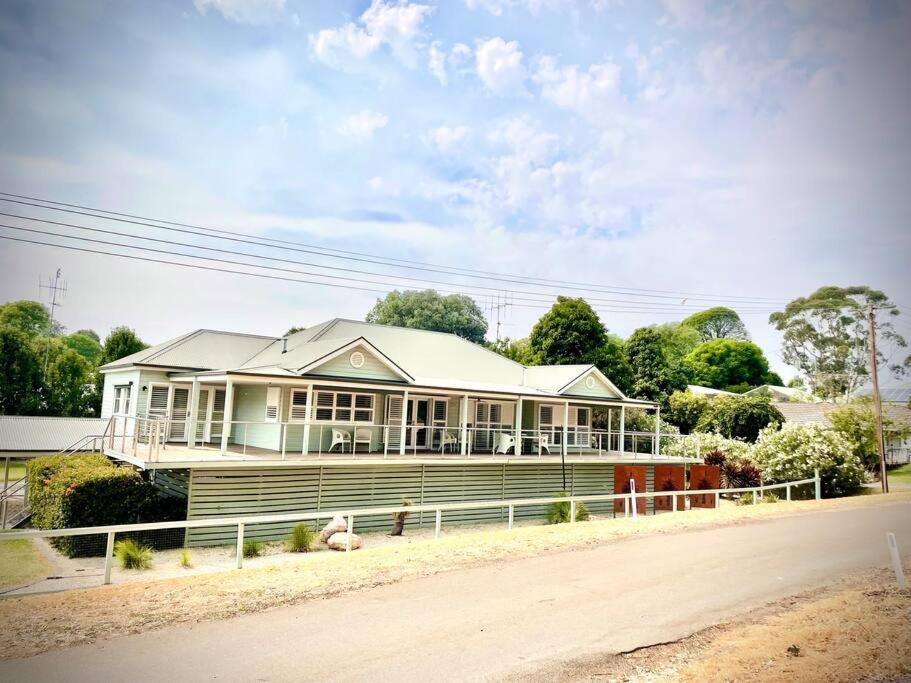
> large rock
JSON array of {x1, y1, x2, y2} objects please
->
[
  {"x1": 327, "y1": 532, "x2": 362, "y2": 551},
  {"x1": 320, "y1": 515, "x2": 347, "y2": 542}
]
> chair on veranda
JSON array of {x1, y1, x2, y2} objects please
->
[{"x1": 329, "y1": 428, "x2": 352, "y2": 453}]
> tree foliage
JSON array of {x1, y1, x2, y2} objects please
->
[
  {"x1": 681, "y1": 307, "x2": 749, "y2": 341},
  {"x1": 44, "y1": 349, "x2": 95, "y2": 416},
  {"x1": 683, "y1": 339, "x2": 774, "y2": 390},
  {"x1": 0, "y1": 300, "x2": 53, "y2": 338},
  {"x1": 101, "y1": 326, "x2": 148, "y2": 365},
  {"x1": 769, "y1": 286, "x2": 907, "y2": 400},
  {"x1": 366, "y1": 289, "x2": 488, "y2": 343},
  {"x1": 64, "y1": 332, "x2": 103, "y2": 365},
  {"x1": 828, "y1": 399, "x2": 907, "y2": 471},
  {"x1": 667, "y1": 390, "x2": 710, "y2": 434},
  {"x1": 487, "y1": 336, "x2": 539, "y2": 365},
  {"x1": 0, "y1": 327, "x2": 42, "y2": 414},
  {"x1": 652, "y1": 322, "x2": 702, "y2": 364},
  {"x1": 623, "y1": 327, "x2": 688, "y2": 407},
  {"x1": 695, "y1": 395, "x2": 783, "y2": 442},
  {"x1": 528, "y1": 297, "x2": 608, "y2": 365}
]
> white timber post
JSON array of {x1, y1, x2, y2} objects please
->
[
  {"x1": 653, "y1": 406, "x2": 660, "y2": 456},
  {"x1": 435, "y1": 509, "x2": 442, "y2": 538},
  {"x1": 786, "y1": 485, "x2": 792, "y2": 502},
  {"x1": 460, "y1": 394, "x2": 469, "y2": 456},
  {"x1": 235, "y1": 523, "x2": 245, "y2": 569},
  {"x1": 515, "y1": 397, "x2": 523, "y2": 456},
  {"x1": 630, "y1": 478, "x2": 638, "y2": 520},
  {"x1": 569, "y1": 499, "x2": 576, "y2": 524},
  {"x1": 399, "y1": 390, "x2": 409, "y2": 456},
  {"x1": 508, "y1": 504, "x2": 514, "y2": 530},
  {"x1": 619, "y1": 405, "x2": 626, "y2": 455},
  {"x1": 187, "y1": 379, "x2": 200, "y2": 449},
  {"x1": 346, "y1": 515, "x2": 354, "y2": 552},
  {"x1": 887, "y1": 532, "x2": 907, "y2": 589},
  {"x1": 814, "y1": 469, "x2": 821, "y2": 500},
  {"x1": 562, "y1": 401, "x2": 569, "y2": 458},
  {"x1": 103, "y1": 530, "x2": 116, "y2": 585},
  {"x1": 302, "y1": 384, "x2": 314, "y2": 455},
  {"x1": 220, "y1": 377, "x2": 235, "y2": 456},
  {"x1": 607, "y1": 409, "x2": 612, "y2": 452}
]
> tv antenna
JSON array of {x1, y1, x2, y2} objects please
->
[
  {"x1": 489, "y1": 290, "x2": 512, "y2": 342},
  {"x1": 39, "y1": 267, "x2": 67, "y2": 376}
]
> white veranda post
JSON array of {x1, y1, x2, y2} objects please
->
[
  {"x1": 619, "y1": 405, "x2": 626, "y2": 455},
  {"x1": 514, "y1": 397, "x2": 523, "y2": 456},
  {"x1": 460, "y1": 394, "x2": 469, "y2": 456},
  {"x1": 220, "y1": 377, "x2": 235, "y2": 455},
  {"x1": 187, "y1": 379, "x2": 200, "y2": 449},
  {"x1": 399, "y1": 390, "x2": 409, "y2": 456},
  {"x1": 562, "y1": 402, "x2": 569, "y2": 457},
  {"x1": 302, "y1": 384, "x2": 314, "y2": 455},
  {"x1": 654, "y1": 406, "x2": 660, "y2": 455}
]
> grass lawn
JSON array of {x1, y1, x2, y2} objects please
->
[
  {"x1": 0, "y1": 539, "x2": 51, "y2": 592},
  {"x1": 890, "y1": 464, "x2": 911, "y2": 482},
  {"x1": 1, "y1": 460, "x2": 27, "y2": 487}
]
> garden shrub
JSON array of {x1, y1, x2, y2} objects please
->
[
  {"x1": 695, "y1": 395, "x2": 783, "y2": 442},
  {"x1": 114, "y1": 538, "x2": 152, "y2": 570},
  {"x1": 179, "y1": 549, "x2": 192, "y2": 568},
  {"x1": 664, "y1": 432, "x2": 752, "y2": 462},
  {"x1": 26, "y1": 454, "x2": 186, "y2": 557},
  {"x1": 546, "y1": 492, "x2": 590, "y2": 524},
  {"x1": 243, "y1": 539, "x2": 263, "y2": 558},
  {"x1": 288, "y1": 523, "x2": 315, "y2": 553},
  {"x1": 751, "y1": 424, "x2": 867, "y2": 498},
  {"x1": 668, "y1": 391, "x2": 710, "y2": 434}
]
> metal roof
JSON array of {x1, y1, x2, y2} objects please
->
[{"x1": 0, "y1": 416, "x2": 108, "y2": 452}]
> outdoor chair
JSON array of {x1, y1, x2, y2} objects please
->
[
  {"x1": 495, "y1": 432, "x2": 516, "y2": 455},
  {"x1": 537, "y1": 434, "x2": 551, "y2": 455},
  {"x1": 328, "y1": 428, "x2": 352, "y2": 453},
  {"x1": 353, "y1": 427, "x2": 372, "y2": 453},
  {"x1": 439, "y1": 430, "x2": 458, "y2": 453}
]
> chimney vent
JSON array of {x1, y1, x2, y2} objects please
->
[{"x1": 281, "y1": 337, "x2": 288, "y2": 354}]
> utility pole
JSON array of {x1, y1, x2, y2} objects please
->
[
  {"x1": 39, "y1": 267, "x2": 67, "y2": 378},
  {"x1": 867, "y1": 303, "x2": 889, "y2": 494}
]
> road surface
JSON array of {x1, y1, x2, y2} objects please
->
[{"x1": 2, "y1": 501, "x2": 908, "y2": 682}]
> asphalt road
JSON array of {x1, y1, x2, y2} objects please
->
[{"x1": 3, "y1": 501, "x2": 909, "y2": 682}]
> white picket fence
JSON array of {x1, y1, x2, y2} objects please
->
[{"x1": 0, "y1": 471, "x2": 821, "y2": 586}]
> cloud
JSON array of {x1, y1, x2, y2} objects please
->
[
  {"x1": 309, "y1": 0, "x2": 433, "y2": 69},
  {"x1": 464, "y1": 0, "x2": 585, "y2": 15},
  {"x1": 339, "y1": 110, "x2": 389, "y2": 139},
  {"x1": 431, "y1": 125, "x2": 471, "y2": 151},
  {"x1": 475, "y1": 37, "x2": 526, "y2": 94},
  {"x1": 534, "y1": 56, "x2": 621, "y2": 119},
  {"x1": 193, "y1": 0, "x2": 286, "y2": 24},
  {"x1": 428, "y1": 41, "x2": 447, "y2": 84}
]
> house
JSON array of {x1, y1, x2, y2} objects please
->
[
  {"x1": 686, "y1": 385, "x2": 738, "y2": 399},
  {"x1": 773, "y1": 402, "x2": 911, "y2": 465},
  {"x1": 98, "y1": 319, "x2": 696, "y2": 543},
  {"x1": 852, "y1": 383, "x2": 911, "y2": 406},
  {"x1": 743, "y1": 385, "x2": 816, "y2": 402}
]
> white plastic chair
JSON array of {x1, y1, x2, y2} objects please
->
[
  {"x1": 495, "y1": 432, "x2": 516, "y2": 455},
  {"x1": 439, "y1": 430, "x2": 458, "y2": 453},
  {"x1": 353, "y1": 427, "x2": 372, "y2": 453},
  {"x1": 537, "y1": 434, "x2": 551, "y2": 455},
  {"x1": 329, "y1": 428, "x2": 352, "y2": 453}
]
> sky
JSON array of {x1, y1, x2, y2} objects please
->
[{"x1": 1, "y1": 0, "x2": 910, "y2": 381}]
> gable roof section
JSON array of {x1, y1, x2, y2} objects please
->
[
  {"x1": 296, "y1": 338, "x2": 413, "y2": 382},
  {"x1": 561, "y1": 368, "x2": 625, "y2": 399},
  {"x1": 101, "y1": 329, "x2": 275, "y2": 371}
]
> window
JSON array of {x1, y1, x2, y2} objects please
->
[
  {"x1": 264, "y1": 386, "x2": 281, "y2": 423},
  {"x1": 313, "y1": 391, "x2": 375, "y2": 423},
  {"x1": 113, "y1": 385, "x2": 132, "y2": 415},
  {"x1": 288, "y1": 389, "x2": 308, "y2": 422}
]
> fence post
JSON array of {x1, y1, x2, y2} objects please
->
[
  {"x1": 346, "y1": 515, "x2": 354, "y2": 552},
  {"x1": 672, "y1": 493, "x2": 677, "y2": 513},
  {"x1": 814, "y1": 469, "x2": 821, "y2": 500},
  {"x1": 103, "y1": 530, "x2": 116, "y2": 585},
  {"x1": 714, "y1": 491, "x2": 720, "y2": 509},
  {"x1": 752, "y1": 490, "x2": 758, "y2": 505},
  {"x1": 786, "y1": 485, "x2": 791, "y2": 502},
  {"x1": 569, "y1": 499, "x2": 576, "y2": 524},
  {"x1": 623, "y1": 496, "x2": 630, "y2": 518},
  {"x1": 508, "y1": 504, "x2": 514, "y2": 530},
  {"x1": 887, "y1": 532, "x2": 907, "y2": 589},
  {"x1": 236, "y1": 523, "x2": 245, "y2": 569},
  {"x1": 435, "y1": 509, "x2": 442, "y2": 538}
]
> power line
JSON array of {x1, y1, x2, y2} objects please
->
[{"x1": 0, "y1": 191, "x2": 790, "y2": 305}]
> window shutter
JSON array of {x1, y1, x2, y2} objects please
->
[
  {"x1": 354, "y1": 394, "x2": 374, "y2": 423},
  {"x1": 264, "y1": 386, "x2": 281, "y2": 423},
  {"x1": 289, "y1": 390, "x2": 308, "y2": 421},
  {"x1": 315, "y1": 392, "x2": 334, "y2": 421},
  {"x1": 540, "y1": 405, "x2": 554, "y2": 426},
  {"x1": 148, "y1": 386, "x2": 169, "y2": 418},
  {"x1": 432, "y1": 399, "x2": 447, "y2": 425},
  {"x1": 489, "y1": 403, "x2": 502, "y2": 424},
  {"x1": 475, "y1": 402, "x2": 489, "y2": 424},
  {"x1": 335, "y1": 393, "x2": 352, "y2": 421}
]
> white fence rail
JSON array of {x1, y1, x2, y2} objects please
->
[{"x1": 1, "y1": 472, "x2": 821, "y2": 586}]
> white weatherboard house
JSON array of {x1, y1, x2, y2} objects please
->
[{"x1": 99, "y1": 319, "x2": 693, "y2": 544}]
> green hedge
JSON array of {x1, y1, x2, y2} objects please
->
[{"x1": 27, "y1": 455, "x2": 186, "y2": 557}]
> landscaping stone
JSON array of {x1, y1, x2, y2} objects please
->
[
  {"x1": 326, "y1": 532, "x2": 362, "y2": 551},
  {"x1": 320, "y1": 515, "x2": 347, "y2": 542}
]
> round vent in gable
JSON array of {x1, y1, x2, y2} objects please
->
[
  {"x1": 584, "y1": 375, "x2": 596, "y2": 390},
  {"x1": 350, "y1": 351, "x2": 366, "y2": 369}
]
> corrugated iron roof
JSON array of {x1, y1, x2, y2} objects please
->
[{"x1": 0, "y1": 416, "x2": 108, "y2": 452}]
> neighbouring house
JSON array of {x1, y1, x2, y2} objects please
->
[
  {"x1": 686, "y1": 385, "x2": 738, "y2": 399},
  {"x1": 743, "y1": 385, "x2": 817, "y2": 402},
  {"x1": 97, "y1": 319, "x2": 696, "y2": 544},
  {"x1": 773, "y1": 402, "x2": 911, "y2": 465},
  {"x1": 852, "y1": 383, "x2": 911, "y2": 406}
]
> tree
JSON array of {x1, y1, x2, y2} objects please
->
[
  {"x1": 64, "y1": 332, "x2": 103, "y2": 365},
  {"x1": 681, "y1": 307, "x2": 749, "y2": 341},
  {"x1": 284, "y1": 326, "x2": 305, "y2": 336},
  {"x1": 668, "y1": 391, "x2": 710, "y2": 434},
  {"x1": 653, "y1": 322, "x2": 701, "y2": 365},
  {"x1": 595, "y1": 335, "x2": 633, "y2": 396},
  {"x1": 366, "y1": 290, "x2": 487, "y2": 343},
  {"x1": 0, "y1": 327, "x2": 42, "y2": 414},
  {"x1": 828, "y1": 399, "x2": 907, "y2": 471},
  {"x1": 769, "y1": 286, "x2": 908, "y2": 400},
  {"x1": 44, "y1": 349, "x2": 94, "y2": 416},
  {"x1": 528, "y1": 297, "x2": 608, "y2": 365},
  {"x1": 695, "y1": 395, "x2": 783, "y2": 442},
  {"x1": 683, "y1": 339, "x2": 774, "y2": 391},
  {"x1": 101, "y1": 326, "x2": 148, "y2": 365},
  {"x1": 488, "y1": 337, "x2": 539, "y2": 365},
  {"x1": 74, "y1": 329, "x2": 100, "y2": 342},
  {"x1": 624, "y1": 327, "x2": 689, "y2": 407},
  {"x1": 0, "y1": 300, "x2": 52, "y2": 338}
]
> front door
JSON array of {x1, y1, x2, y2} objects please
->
[
  {"x1": 406, "y1": 398, "x2": 430, "y2": 447},
  {"x1": 195, "y1": 388, "x2": 210, "y2": 443},
  {"x1": 168, "y1": 387, "x2": 190, "y2": 442}
]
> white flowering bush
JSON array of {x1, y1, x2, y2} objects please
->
[
  {"x1": 751, "y1": 423, "x2": 867, "y2": 498},
  {"x1": 663, "y1": 431, "x2": 752, "y2": 463}
]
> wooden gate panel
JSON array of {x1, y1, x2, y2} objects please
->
[
  {"x1": 653, "y1": 465, "x2": 685, "y2": 511},
  {"x1": 689, "y1": 464, "x2": 720, "y2": 508},
  {"x1": 613, "y1": 465, "x2": 647, "y2": 514}
]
